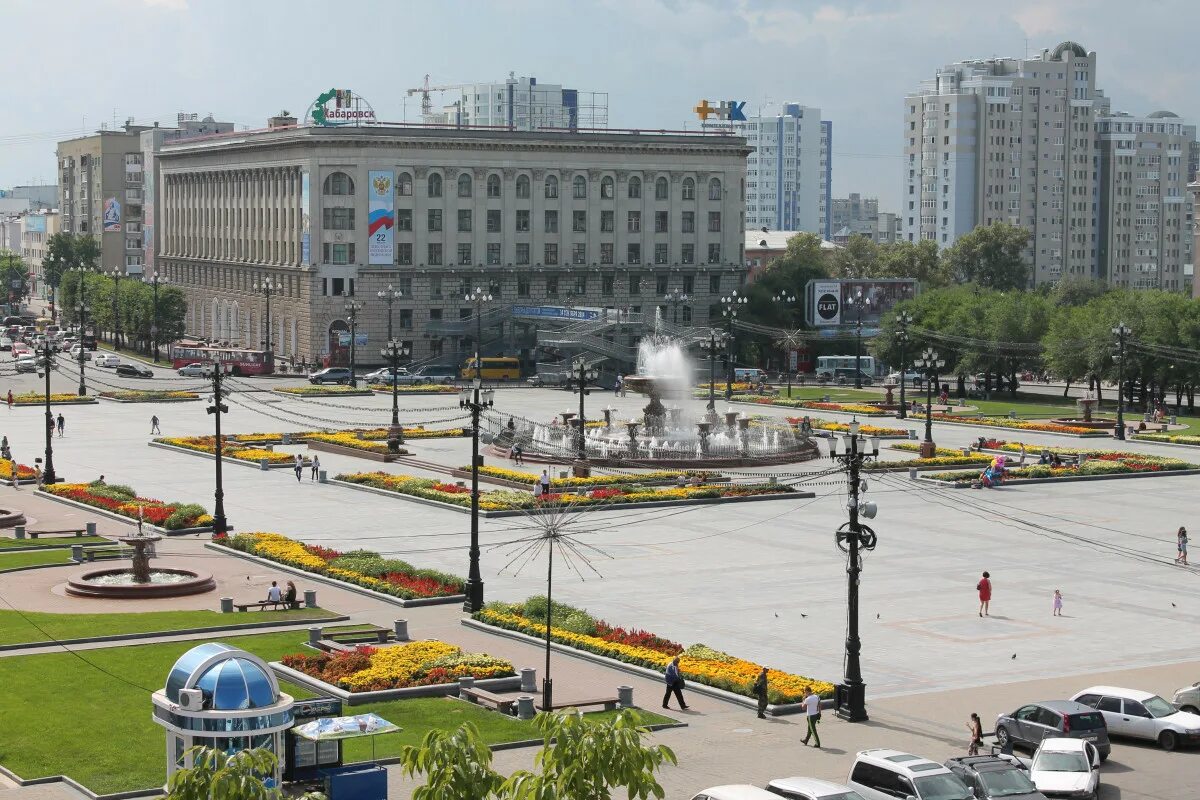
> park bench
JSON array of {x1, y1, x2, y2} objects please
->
[
  {"x1": 28, "y1": 528, "x2": 89, "y2": 539},
  {"x1": 328, "y1": 629, "x2": 390, "y2": 645},
  {"x1": 84, "y1": 546, "x2": 135, "y2": 562},
  {"x1": 234, "y1": 599, "x2": 300, "y2": 612},
  {"x1": 460, "y1": 686, "x2": 516, "y2": 715},
  {"x1": 535, "y1": 696, "x2": 620, "y2": 713},
  {"x1": 315, "y1": 639, "x2": 356, "y2": 654}
]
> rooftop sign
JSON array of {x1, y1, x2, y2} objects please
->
[{"x1": 306, "y1": 89, "x2": 377, "y2": 127}]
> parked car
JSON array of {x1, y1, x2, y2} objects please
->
[
  {"x1": 363, "y1": 367, "x2": 410, "y2": 384},
  {"x1": 995, "y1": 701, "x2": 1110, "y2": 761},
  {"x1": 177, "y1": 362, "x2": 206, "y2": 377},
  {"x1": 526, "y1": 371, "x2": 572, "y2": 388},
  {"x1": 886, "y1": 371, "x2": 925, "y2": 388},
  {"x1": 1172, "y1": 681, "x2": 1200, "y2": 715},
  {"x1": 1071, "y1": 685, "x2": 1200, "y2": 751},
  {"x1": 94, "y1": 353, "x2": 122, "y2": 368},
  {"x1": 0, "y1": 338, "x2": 11, "y2": 351},
  {"x1": 765, "y1": 776, "x2": 866, "y2": 800},
  {"x1": 69, "y1": 345, "x2": 93, "y2": 362},
  {"x1": 395, "y1": 366, "x2": 457, "y2": 385},
  {"x1": 1028, "y1": 738, "x2": 1099, "y2": 800},
  {"x1": 115, "y1": 363, "x2": 154, "y2": 378},
  {"x1": 690, "y1": 787, "x2": 781, "y2": 800},
  {"x1": 14, "y1": 356, "x2": 37, "y2": 373},
  {"x1": 943, "y1": 755, "x2": 1044, "y2": 800},
  {"x1": 308, "y1": 367, "x2": 352, "y2": 385},
  {"x1": 847, "y1": 750, "x2": 972, "y2": 800},
  {"x1": 833, "y1": 368, "x2": 874, "y2": 386}
]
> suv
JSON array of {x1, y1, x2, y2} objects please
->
[
  {"x1": 1071, "y1": 685, "x2": 1200, "y2": 751},
  {"x1": 308, "y1": 367, "x2": 352, "y2": 385},
  {"x1": 847, "y1": 750, "x2": 972, "y2": 800},
  {"x1": 943, "y1": 755, "x2": 1043, "y2": 800},
  {"x1": 995, "y1": 701, "x2": 1110, "y2": 761},
  {"x1": 1172, "y1": 681, "x2": 1200, "y2": 715}
]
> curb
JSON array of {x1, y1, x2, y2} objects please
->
[
  {"x1": 922, "y1": 419, "x2": 1112, "y2": 438},
  {"x1": 33, "y1": 490, "x2": 215, "y2": 536},
  {"x1": 0, "y1": 764, "x2": 160, "y2": 800},
  {"x1": 1129, "y1": 436, "x2": 1200, "y2": 450},
  {"x1": 728, "y1": 398, "x2": 892, "y2": 417},
  {"x1": 204, "y1": 542, "x2": 466, "y2": 608},
  {"x1": 0, "y1": 558, "x2": 76, "y2": 575},
  {"x1": 11, "y1": 398, "x2": 98, "y2": 407},
  {"x1": 305, "y1": 439, "x2": 406, "y2": 462},
  {"x1": 147, "y1": 440, "x2": 305, "y2": 470}
]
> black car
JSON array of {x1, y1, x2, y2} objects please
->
[
  {"x1": 115, "y1": 363, "x2": 154, "y2": 378},
  {"x1": 308, "y1": 367, "x2": 352, "y2": 385},
  {"x1": 944, "y1": 755, "x2": 1045, "y2": 800}
]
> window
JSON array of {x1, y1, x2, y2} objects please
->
[
  {"x1": 682, "y1": 177, "x2": 695, "y2": 200},
  {"x1": 427, "y1": 173, "x2": 442, "y2": 197},
  {"x1": 681, "y1": 306, "x2": 692, "y2": 322},
  {"x1": 628, "y1": 176, "x2": 641, "y2": 199},
  {"x1": 486, "y1": 242, "x2": 501, "y2": 265},
  {"x1": 486, "y1": 174, "x2": 501, "y2": 198},
  {"x1": 602, "y1": 274, "x2": 615, "y2": 295},
  {"x1": 1124, "y1": 700, "x2": 1151, "y2": 718},
  {"x1": 572, "y1": 243, "x2": 586, "y2": 264},
  {"x1": 487, "y1": 209, "x2": 501, "y2": 233},
  {"x1": 708, "y1": 178, "x2": 722, "y2": 200},
  {"x1": 573, "y1": 210, "x2": 587, "y2": 232},
  {"x1": 517, "y1": 276, "x2": 531, "y2": 297},
  {"x1": 544, "y1": 243, "x2": 558, "y2": 265},
  {"x1": 458, "y1": 209, "x2": 472, "y2": 232},
  {"x1": 515, "y1": 242, "x2": 530, "y2": 265},
  {"x1": 396, "y1": 209, "x2": 412, "y2": 231},
  {"x1": 516, "y1": 174, "x2": 530, "y2": 198},
  {"x1": 545, "y1": 175, "x2": 559, "y2": 198},
  {"x1": 628, "y1": 211, "x2": 641, "y2": 232},
  {"x1": 427, "y1": 242, "x2": 443, "y2": 265},
  {"x1": 654, "y1": 243, "x2": 668, "y2": 264},
  {"x1": 655, "y1": 274, "x2": 669, "y2": 294},
  {"x1": 396, "y1": 309, "x2": 413, "y2": 330},
  {"x1": 629, "y1": 274, "x2": 641, "y2": 295},
  {"x1": 516, "y1": 209, "x2": 530, "y2": 232},
  {"x1": 681, "y1": 244, "x2": 694, "y2": 264},
  {"x1": 682, "y1": 275, "x2": 694, "y2": 294},
  {"x1": 545, "y1": 210, "x2": 558, "y2": 233},
  {"x1": 428, "y1": 209, "x2": 442, "y2": 232},
  {"x1": 601, "y1": 176, "x2": 614, "y2": 199},
  {"x1": 709, "y1": 274, "x2": 721, "y2": 293},
  {"x1": 708, "y1": 211, "x2": 721, "y2": 232},
  {"x1": 655, "y1": 211, "x2": 668, "y2": 233},
  {"x1": 322, "y1": 207, "x2": 355, "y2": 229},
  {"x1": 330, "y1": 277, "x2": 346, "y2": 295},
  {"x1": 682, "y1": 211, "x2": 695, "y2": 233},
  {"x1": 457, "y1": 173, "x2": 472, "y2": 197},
  {"x1": 397, "y1": 242, "x2": 413, "y2": 265},
  {"x1": 600, "y1": 242, "x2": 614, "y2": 264},
  {"x1": 397, "y1": 172, "x2": 412, "y2": 196},
  {"x1": 457, "y1": 243, "x2": 472, "y2": 265},
  {"x1": 430, "y1": 276, "x2": 442, "y2": 297},
  {"x1": 655, "y1": 176, "x2": 669, "y2": 200},
  {"x1": 322, "y1": 242, "x2": 355, "y2": 264},
  {"x1": 627, "y1": 243, "x2": 641, "y2": 263},
  {"x1": 573, "y1": 175, "x2": 587, "y2": 199},
  {"x1": 545, "y1": 275, "x2": 558, "y2": 296},
  {"x1": 707, "y1": 243, "x2": 721, "y2": 263},
  {"x1": 601, "y1": 210, "x2": 614, "y2": 232},
  {"x1": 323, "y1": 172, "x2": 354, "y2": 195}
]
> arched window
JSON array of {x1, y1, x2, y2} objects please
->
[
  {"x1": 486, "y1": 174, "x2": 501, "y2": 198},
  {"x1": 322, "y1": 172, "x2": 354, "y2": 196},
  {"x1": 655, "y1": 177, "x2": 668, "y2": 200},
  {"x1": 628, "y1": 176, "x2": 641, "y2": 199},
  {"x1": 682, "y1": 177, "x2": 695, "y2": 200},
  {"x1": 601, "y1": 176, "x2": 614, "y2": 199},
  {"x1": 457, "y1": 173, "x2": 472, "y2": 198},
  {"x1": 573, "y1": 175, "x2": 587, "y2": 199},
  {"x1": 427, "y1": 173, "x2": 442, "y2": 198},
  {"x1": 397, "y1": 172, "x2": 412, "y2": 196},
  {"x1": 545, "y1": 175, "x2": 559, "y2": 198},
  {"x1": 708, "y1": 177, "x2": 722, "y2": 200},
  {"x1": 516, "y1": 174, "x2": 530, "y2": 198}
]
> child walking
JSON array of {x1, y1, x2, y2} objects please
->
[{"x1": 1052, "y1": 589, "x2": 1063, "y2": 616}]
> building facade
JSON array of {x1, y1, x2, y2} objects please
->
[
  {"x1": 21, "y1": 211, "x2": 61, "y2": 303},
  {"x1": 3, "y1": 185, "x2": 58, "y2": 209},
  {"x1": 433, "y1": 75, "x2": 608, "y2": 131},
  {"x1": 155, "y1": 125, "x2": 749, "y2": 367},
  {"x1": 830, "y1": 194, "x2": 901, "y2": 244},
  {"x1": 739, "y1": 104, "x2": 831, "y2": 236}
]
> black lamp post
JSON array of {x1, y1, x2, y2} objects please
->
[
  {"x1": 895, "y1": 311, "x2": 913, "y2": 419},
  {"x1": 343, "y1": 298, "x2": 363, "y2": 387},
  {"x1": 381, "y1": 338, "x2": 411, "y2": 453},
  {"x1": 847, "y1": 287, "x2": 873, "y2": 390},
  {"x1": 700, "y1": 329, "x2": 724, "y2": 415},
  {"x1": 206, "y1": 363, "x2": 231, "y2": 536},
  {"x1": 572, "y1": 356, "x2": 599, "y2": 459},
  {"x1": 914, "y1": 347, "x2": 944, "y2": 458},
  {"x1": 828, "y1": 419, "x2": 880, "y2": 723},
  {"x1": 774, "y1": 291, "x2": 797, "y2": 395},
  {"x1": 1112, "y1": 323, "x2": 1130, "y2": 440},
  {"x1": 459, "y1": 380, "x2": 495, "y2": 613},
  {"x1": 73, "y1": 268, "x2": 91, "y2": 397},
  {"x1": 721, "y1": 290, "x2": 747, "y2": 400},
  {"x1": 109, "y1": 267, "x2": 123, "y2": 351},
  {"x1": 144, "y1": 271, "x2": 167, "y2": 363},
  {"x1": 664, "y1": 288, "x2": 689, "y2": 325},
  {"x1": 38, "y1": 336, "x2": 57, "y2": 485},
  {"x1": 466, "y1": 287, "x2": 493, "y2": 380},
  {"x1": 254, "y1": 277, "x2": 275, "y2": 357}
]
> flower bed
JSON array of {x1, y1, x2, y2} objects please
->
[
  {"x1": 98, "y1": 390, "x2": 199, "y2": 402},
  {"x1": 471, "y1": 465, "x2": 717, "y2": 488},
  {"x1": 923, "y1": 453, "x2": 1195, "y2": 484},
  {"x1": 306, "y1": 432, "x2": 391, "y2": 454},
  {"x1": 927, "y1": 413, "x2": 1097, "y2": 435},
  {"x1": 154, "y1": 436, "x2": 298, "y2": 464},
  {"x1": 790, "y1": 418, "x2": 910, "y2": 437},
  {"x1": 337, "y1": 471, "x2": 790, "y2": 511},
  {"x1": 728, "y1": 395, "x2": 889, "y2": 415},
  {"x1": 216, "y1": 532, "x2": 464, "y2": 600},
  {"x1": 476, "y1": 598, "x2": 833, "y2": 703},
  {"x1": 43, "y1": 481, "x2": 210, "y2": 529},
  {"x1": 281, "y1": 640, "x2": 513, "y2": 692},
  {"x1": 865, "y1": 453, "x2": 994, "y2": 471},
  {"x1": 0, "y1": 459, "x2": 37, "y2": 481},
  {"x1": 368, "y1": 383, "x2": 459, "y2": 394},
  {"x1": 274, "y1": 385, "x2": 373, "y2": 396},
  {"x1": 1133, "y1": 432, "x2": 1200, "y2": 446},
  {"x1": 10, "y1": 392, "x2": 96, "y2": 405}
]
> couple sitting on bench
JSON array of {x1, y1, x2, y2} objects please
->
[{"x1": 237, "y1": 580, "x2": 300, "y2": 611}]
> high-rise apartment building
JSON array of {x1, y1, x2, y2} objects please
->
[
  {"x1": 740, "y1": 104, "x2": 832, "y2": 236},
  {"x1": 1095, "y1": 105, "x2": 1195, "y2": 291},
  {"x1": 903, "y1": 41, "x2": 1099, "y2": 285},
  {"x1": 434, "y1": 75, "x2": 608, "y2": 131},
  {"x1": 21, "y1": 211, "x2": 61, "y2": 303}
]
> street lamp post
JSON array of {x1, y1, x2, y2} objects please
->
[
  {"x1": 774, "y1": 292, "x2": 797, "y2": 396},
  {"x1": 343, "y1": 298, "x2": 363, "y2": 387},
  {"x1": 664, "y1": 288, "x2": 689, "y2": 325},
  {"x1": 144, "y1": 271, "x2": 167, "y2": 363},
  {"x1": 459, "y1": 381, "x2": 495, "y2": 613},
  {"x1": 914, "y1": 347, "x2": 944, "y2": 458},
  {"x1": 1112, "y1": 323, "x2": 1130, "y2": 440},
  {"x1": 829, "y1": 419, "x2": 879, "y2": 723},
  {"x1": 73, "y1": 268, "x2": 91, "y2": 397},
  {"x1": 253, "y1": 277, "x2": 275, "y2": 357},
  {"x1": 721, "y1": 290, "x2": 747, "y2": 400},
  {"x1": 848, "y1": 287, "x2": 873, "y2": 390},
  {"x1": 571, "y1": 356, "x2": 599, "y2": 460},
  {"x1": 381, "y1": 339, "x2": 411, "y2": 453},
  {"x1": 206, "y1": 363, "x2": 231, "y2": 537},
  {"x1": 895, "y1": 311, "x2": 913, "y2": 419},
  {"x1": 38, "y1": 335, "x2": 57, "y2": 485},
  {"x1": 465, "y1": 287, "x2": 493, "y2": 381},
  {"x1": 700, "y1": 330, "x2": 724, "y2": 415},
  {"x1": 109, "y1": 268, "x2": 123, "y2": 351}
]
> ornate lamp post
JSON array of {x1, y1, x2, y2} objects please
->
[
  {"x1": 109, "y1": 267, "x2": 124, "y2": 350},
  {"x1": 914, "y1": 347, "x2": 944, "y2": 458},
  {"x1": 206, "y1": 363, "x2": 232, "y2": 537},
  {"x1": 700, "y1": 329, "x2": 724, "y2": 415},
  {"x1": 465, "y1": 287, "x2": 493, "y2": 380},
  {"x1": 343, "y1": 298, "x2": 363, "y2": 387},
  {"x1": 37, "y1": 336, "x2": 57, "y2": 484},
  {"x1": 847, "y1": 287, "x2": 873, "y2": 389},
  {"x1": 571, "y1": 355, "x2": 599, "y2": 459},
  {"x1": 72, "y1": 268, "x2": 91, "y2": 397},
  {"x1": 143, "y1": 271, "x2": 168, "y2": 363},
  {"x1": 664, "y1": 288, "x2": 689, "y2": 325},
  {"x1": 895, "y1": 311, "x2": 913, "y2": 419},
  {"x1": 381, "y1": 339, "x2": 411, "y2": 452},
  {"x1": 253, "y1": 277, "x2": 275, "y2": 357},
  {"x1": 1112, "y1": 323, "x2": 1130, "y2": 440},
  {"x1": 459, "y1": 380, "x2": 495, "y2": 612},
  {"x1": 774, "y1": 291, "x2": 797, "y2": 395},
  {"x1": 721, "y1": 290, "x2": 747, "y2": 400}
]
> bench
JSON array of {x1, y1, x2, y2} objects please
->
[
  {"x1": 28, "y1": 528, "x2": 89, "y2": 539},
  {"x1": 234, "y1": 600, "x2": 301, "y2": 612},
  {"x1": 535, "y1": 696, "x2": 620, "y2": 713},
  {"x1": 326, "y1": 629, "x2": 391, "y2": 645},
  {"x1": 460, "y1": 686, "x2": 516, "y2": 715},
  {"x1": 315, "y1": 639, "x2": 357, "y2": 654},
  {"x1": 85, "y1": 547, "x2": 135, "y2": 562}
]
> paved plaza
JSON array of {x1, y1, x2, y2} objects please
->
[{"x1": 1, "y1": 364, "x2": 1198, "y2": 798}]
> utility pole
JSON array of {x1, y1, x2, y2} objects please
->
[
  {"x1": 39, "y1": 335, "x2": 57, "y2": 484},
  {"x1": 459, "y1": 379, "x2": 494, "y2": 612},
  {"x1": 144, "y1": 271, "x2": 167, "y2": 363},
  {"x1": 343, "y1": 297, "x2": 363, "y2": 387},
  {"x1": 1112, "y1": 322, "x2": 1130, "y2": 440},
  {"x1": 721, "y1": 290, "x2": 747, "y2": 400},
  {"x1": 206, "y1": 363, "x2": 231, "y2": 536},
  {"x1": 896, "y1": 311, "x2": 913, "y2": 419}
]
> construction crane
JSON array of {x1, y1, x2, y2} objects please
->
[{"x1": 406, "y1": 75, "x2": 463, "y2": 121}]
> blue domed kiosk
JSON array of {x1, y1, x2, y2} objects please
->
[{"x1": 152, "y1": 642, "x2": 295, "y2": 783}]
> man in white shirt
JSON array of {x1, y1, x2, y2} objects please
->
[
  {"x1": 266, "y1": 581, "x2": 282, "y2": 606},
  {"x1": 800, "y1": 688, "x2": 821, "y2": 748}
]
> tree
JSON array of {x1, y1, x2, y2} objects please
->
[
  {"x1": 0, "y1": 251, "x2": 29, "y2": 308},
  {"x1": 42, "y1": 233, "x2": 100, "y2": 290},
  {"x1": 166, "y1": 746, "x2": 324, "y2": 800},
  {"x1": 502, "y1": 709, "x2": 676, "y2": 800},
  {"x1": 830, "y1": 236, "x2": 879, "y2": 279},
  {"x1": 400, "y1": 722, "x2": 504, "y2": 800},
  {"x1": 876, "y1": 239, "x2": 951, "y2": 287},
  {"x1": 940, "y1": 222, "x2": 1031, "y2": 291}
]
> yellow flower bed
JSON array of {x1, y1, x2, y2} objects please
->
[
  {"x1": 307, "y1": 432, "x2": 390, "y2": 453},
  {"x1": 232, "y1": 448, "x2": 294, "y2": 464},
  {"x1": 12, "y1": 392, "x2": 94, "y2": 404},
  {"x1": 340, "y1": 640, "x2": 460, "y2": 691},
  {"x1": 248, "y1": 532, "x2": 328, "y2": 572}
]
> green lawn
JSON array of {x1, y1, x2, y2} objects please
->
[
  {"x1": 0, "y1": 536, "x2": 112, "y2": 550},
  {"x1": 0, "y1": 607, "x2": 340, "y2": 647},
  {"x1": 0, "y1": 630, "x2": 676, "y2": 794},
  {"x1": 0, "y1": 549, "x2": 73, "y2": 571}
]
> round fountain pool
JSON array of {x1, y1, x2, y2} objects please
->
[{"x1": 66, "y1": 567, "x2": 216, "y2": 598}]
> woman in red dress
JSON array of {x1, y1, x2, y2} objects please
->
[{"x1": 977, "y1": 571, "x2": 992, "y2": 617}]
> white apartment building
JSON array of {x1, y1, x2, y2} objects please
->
[
  {"x1": 903, "y1": 41, "x2": 1099, "y2": 285},
  {"x1": 739, "y1": 104, "x2": 832, "y2": 236},
  {"x1": 20, "y1": 211, "x2": 61, "y2": 303},
  {"x1": 436, "y1": 75, "x2": 608, "y2": 131}
]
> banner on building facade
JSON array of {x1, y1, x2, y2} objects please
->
[
  {"x1": 103, "y1": 197, "x2": 122, "y2": 232},
  {"x1": 367, "y1": 170, "x2": 395, "y2": 265},
  {"x1": 143, "y1": 147, "x2": 155, "y2": 272},
  {"x1": 300, "y1": 170, "x2": 311, "y2": 265}
]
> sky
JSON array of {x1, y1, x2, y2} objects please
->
[{"x1": 4, "y1": 0, "x2": 1198, "y2": 212}]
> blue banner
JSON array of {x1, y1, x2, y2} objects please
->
[{"x1": 511, "y1": 305, "x2": 600, "y2": 321}]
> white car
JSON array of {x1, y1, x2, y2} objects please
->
[
  {"x1": 1071, "y1": 685, "x2": 1200, "y2": 751},
  {"x1": 14, "y1": 356, "x2": 38, "y2": 373},
  {"x1": 94, "y1": 353, "x2": 122, "y2": 368},
  {"x1": 1029, "y1": 738, "x2": 1099, "y2": 800},
  {"x1": 1172, "y1": 681, "x2": 1200, "y2": 715},
  {"x1": 177, "y1": 362, "x2": 207, "y2": 377},
  {"x1": 766, "y1": 777, "x2": 866, "y2": 800},
  {"x1": 690, "y1": 787, "x2": 780, "y2": 800},
  {"x1": 69, "y1": 345, "x2": 92, "y2": 362},
  {"x1": 848, "y1": 750, "x2": 972, "y2": 800}
]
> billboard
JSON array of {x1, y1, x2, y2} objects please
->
[
  {"x1": 338, "y1": 332, "x2": 369, "y2": 346},
  {"x1": 811, "y1": 281, "x2": 842, "y2": 326},
  {"x1": 806, "y1": 278, "x2": 919, "y2": 328},
  {"x1": 300, "y1": 170, "x2": 311, "y2": 265},
  {"x1": 24, "y1": 215, "x2": 46, "y2": 234},
  {"x1": 511, "y1": 305, "x2": 601, "y2": 321},
  {"x1": 103, "y1": 197, "x2": 122, "y2": 232},
  {"x1": 367, "y1": 170, "x2": 394, "y2": 265}
]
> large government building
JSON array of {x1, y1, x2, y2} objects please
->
[{"x1": 155, "y1": 122, "x2": 750, "y2": 369}]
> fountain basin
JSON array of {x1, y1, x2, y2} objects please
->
[
  {"x1": 66, "y1": 567, "x2": 216, "y2": 598},
  {"x1": 0, "y1": 508, "x2": 26, "y2": 528},
  {"x1": 1049, "y1": 417, "x2": 1117, "y2": 429}
]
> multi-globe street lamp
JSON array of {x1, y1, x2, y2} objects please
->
[
  {"x1": 847, "y1": 287, "x2": 873, "y2": 389},
  {"x1": 721, "y1": 290, "x2": 747, "y2": 400},
  {"x1": 143, "y1": 271, "x2": 168, "y2": 363},
  {"x1": 914, "y1": 347, "x2": 944, "y2": 458},
  {"x1": 343, "y1": 298, "x2": 363, "y2": 387},
  {"x1": 458, "y1": 380, "x2": 495, "y2": 613},
  {"x1": 895, "y1": 311, "x2": 913, "y2": 419}
]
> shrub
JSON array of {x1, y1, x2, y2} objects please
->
[
  {"x1": 164, "y1": 503, "x2": 208, "y2": 530},
  {"x1": 87, "y1": 482, "x2": 136, "y2": 500},
  {"x1": 684, "y1": 643, "x2": 736, "y2": 663},
  {"x1": 559, "y1": 610, "x2": 599, "y2": 636},
  {"x1": 522, "y1": 596, "x2": 586, "y2": 627}
]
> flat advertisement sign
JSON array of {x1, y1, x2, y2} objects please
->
[{"x1": 812, "y1": 281, "x2": 841, "y2": 326}]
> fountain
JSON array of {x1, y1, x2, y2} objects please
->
[
  {"x1": 1049, "y1": 392, "x2": 1116, "y2": 430},
  {"x1": 66, "y1": 515, "x2": 215, "y2": 599}
]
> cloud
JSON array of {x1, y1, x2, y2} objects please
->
[{"x1": 141, "y1": 0, "x2": 188, "y2": 9}]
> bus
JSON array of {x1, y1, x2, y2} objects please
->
[
  {"x1": 170, "y1": 340, "x2": 275, "y2": 376},
  {"x1": 460, "y1": 356, "x2": 521, "y2": 380},
  {"x1": 815, "y1": 355, "x2": 876, "y2": 381}
]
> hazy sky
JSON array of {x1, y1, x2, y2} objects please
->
[{"x1": 4, "y1": 0, "x2": 1197, "y2": 211}]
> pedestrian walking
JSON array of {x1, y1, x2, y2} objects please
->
[
  {"x1": 310, "y1": 455, "x2": 320, "y2": 481},
  {"x1": 977, "y1": 571, "x2": 992, "y2": 617},
  {"x1": 966, "y1": 712, "x2": 983, "y2": 755},
  {"x1": 1, "y1": 435, "x2": 9, "y2": 461},
  {"x1": 614, "y1": 375, "x2": 622, "y2": 397},
  {"x1": 150, "y1": 415, "x2": 161, "y2": 434},
  {"x1": 1176, "y1": 527, "x2": 1189, "y2": 566},
  {"x1": 293, "y1": 453, "x2": 303, "y2": 482},
  {"x1": 800, "y1": 687, "x2": 821, "y2": 748},
  {"x1": 6, "y1": 389, "x2": 12, "y2": 411},
  {"x1": 1052, "y1": 589, "x2": 1063, "y2": 616},
  {"x1": 539, "y1": 469, "x2": 551, "y2": 496},
  {"x1": 662, "y1": 655, "x2": 688, "y2": 710},
  {"x1": 753, "y1": 666, "x2": 769, "y2": 719},
  {"x1": 34, "y1": 464, "x2": 43, "y2": 490},
  {"x1": 56, "y1": 413, "x2": 65, "y2": 437},
  {"x1": 9, "y1": 450, "x2": 17, "y2": 490}
]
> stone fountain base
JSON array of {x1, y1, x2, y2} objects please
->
[
  {"x1": 0, "y1": 508, "x2": 27, "y2": 528},
  {"x1": 65, "y1": 567, "x2": 216, "y2": 598},
  {"x1": 1049, "y1": 417, "x2": 1117, "y2": 430},
  {"x1": 485, "y1": 441, "x2": 820, "y2": 469}
]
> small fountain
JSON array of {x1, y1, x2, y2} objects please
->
[{"x1": 1050, "y1": 391, "x2": 1116, "y2": 430}]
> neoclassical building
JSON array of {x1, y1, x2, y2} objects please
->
[{"x1": 154, "y1": 124, "x2": 750, "y2": 367}]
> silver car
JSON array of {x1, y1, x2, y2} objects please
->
[
  {"x1": 1071, "y1": 685, "x2": 1200, "y2": 751},
  {"x1": 995, "y1": 701, "x2": 1110, "y2": 761}
]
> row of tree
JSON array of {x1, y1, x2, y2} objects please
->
[{"x1": 56, "y1": 268, "x2": 188, "y2": 355}]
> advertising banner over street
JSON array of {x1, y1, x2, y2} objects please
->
[
  {"x1": 367, "y1": 170, "x2": 395, "y2": 265},
  {"x1": 811, "y1": 281, "x2": 841, "y2": 326},
  {"x1": 103, "y1": 197, "x2": 122, "y2": 232}
]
